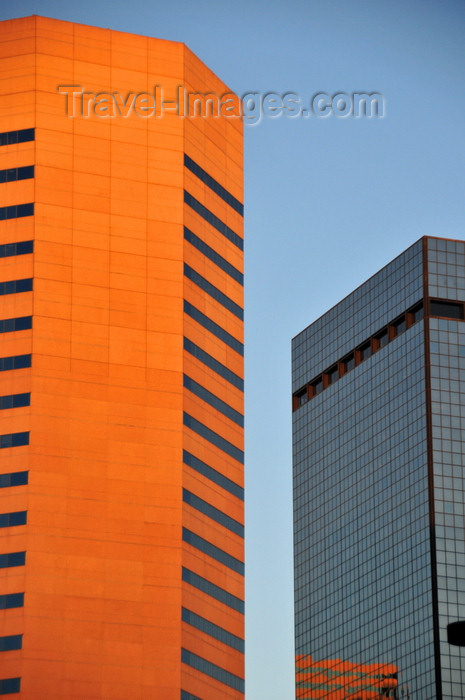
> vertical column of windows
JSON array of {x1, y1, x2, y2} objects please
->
[
  {"x1": 0, "y1": 169, "x2": 34, "y2": 695},
  {"x1": 182, "y1": 156, "x2": 244, "y2": 695}
]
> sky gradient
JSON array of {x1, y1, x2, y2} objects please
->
[{"x1": 1, "y1": 2, "x2": 465, "y2": 698}]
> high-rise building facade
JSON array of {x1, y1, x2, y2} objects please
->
[
  {"x1": 292, "y1": 237, "x2": 465, "y2": 699},
  {"x1": 0, "y1": 16, "x2": 244, "y2": 699}
]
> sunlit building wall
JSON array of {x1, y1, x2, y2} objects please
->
[{"x1": 0, "y1": 16, "x2": 244, "y2": 699}]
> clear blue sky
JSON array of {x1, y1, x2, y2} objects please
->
[{"x1": 2, "y1": 1, "x2": 465, "y2": 698}]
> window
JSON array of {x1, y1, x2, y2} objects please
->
[
  {"x1": 0, "y1": 593, "x2": 24, "y2": 610},
  {"x1": 0, "y1": 677, "x2": 21, "y2": 694},
  {"x1": 375, "y1": 329, "x2": 389, "y2": 349},
  {"x1": 0, "y1": 279, "x2": 33, "y2": 296},
  {"x1": 0, "y1": 472, "x2": 28, "y2": 488},
  {"x1": 430, "y1": 300, "x2": 463, "y2": 320},
  {"x1": 181, "y1": 648, "x2": 244, "y2": 693},
  {"x1": 0, "y1": 512, "x2": 27, "y2": 528},
  {"x1": 0, "y1": 204, "x2": 34, "y2": 221},
  {"x1": 0, "y1": 636, "x2": 22, "y2": 652},
  {"x1": 0, "y1": 317, "x2": 32, "y2": 334},
  {"x1": 327, "y1": 366, "x2": 339, "y2": 385},
  {"x1": 0, "y1": 433, "x2": 29, "y2": 449},
  {"x1": 0, "y1": 166, "x2": 34, "y2": 183},
  {"x1": 0, "y1": 241, "x2": 33, "y2": 258},
  {"x1": 393, "y1": 315, "x2": 406, "y2": 335},
  {"x1": 0, "y1": 127, "x2": 34, "y2": 146},
  {"x1": 344, "y1": 354, "x2": 355, "y2": 372},
  {"x1": 0, "y1": 552, "x2": 26, "y2": 569},
  {"x1": 358, "y1": 342, "x2": 371, "y2": 360},
  {"x1": 313, "y1": 377, "x2": 323, "y2": 395},
  {"x1": 0, "y1": 355, "x2": 31, "y2": 372},
  {"x1": 411, "y1": 302, "x2": 424, "y2": 323}
]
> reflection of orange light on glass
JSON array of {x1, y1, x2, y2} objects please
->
[{"x1": 296, "y1": 655, "x2": 398, "y2": 699}]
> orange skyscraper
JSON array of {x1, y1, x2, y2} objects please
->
[{"x1": 0, "y1": 16, "x2": 244, "y2": 699}]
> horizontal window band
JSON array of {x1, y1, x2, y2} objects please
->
[
  {"x1": 0, "y1": 432, "x2": 29, "y2": 449},
  {"x1": 184, "y1": 338, "x2": 244, "y2": 392},
  {"x1": 183, "y1": 488, "x2": 243, "y2": 537},
  {"x1": 0, "y1": 635, "x2": 22, "y2": 652},
  {"x1": 0, "y1": 316, "x2": 32, "y2": 334},
  {"x1": 0, "y1": 203, "x2": 34, "y2": 221},
  {"x1": 182, "y1": 607, "x2": 244, "y2": 652},
  {"x1": 184, "y1": 263, "x2": 243, "y2": 320},
  {"x1": 0, "y1": 279, "x2": 33, "y2": 296},
  {"x1": 183, "y1": 527, "x2": 244, "y2": 575},
  {"x1": 0, "y1": 127, "x2": 34, "y2": 146},
  {"x1": 293, "y1": 300, "x2": 424, "y2": 411},
  {"x1": 0, "y1": 471, "x2": 28, "y2": 488},
  {"x1": 0, "y1": 511, "x2": 27, "y2": 528},
  {"x1": 184, "y1": 191, "x2": 243, "y2": 251},
  {"x1": 0, "y1": 393, "x2": 30, "y2": 410},
  {"x1": 0, "y1": 166, "x2": 34, "y2": 184},
  {"x1": 0, "y1": 552, "x2": 26, "y2": 568},
  {"x1": 182, "y1": 567, "x2": 244, "y2": 613},
  {"x1": 184, "y1": 375, "x2": 244, "y2": 427},
  {"x1": 184, "y1": 301, "x2": 243, "y2": 356},
  {"x1": 0, "y1": 354, "x2": 31, "y2": 372},
  {"x1": 0, "y1": 240, "x2": 33, "y2": 258},
  {"x1": 184, "y1": 227, "x2": 243, "y2": 285},
  {"x1": 181, "y1": 691, "x2": 201, "y2": 700},
  {"x1": 0, "y1": 677, "x2": 21, "y2": 694},
  {"x1": 181, "y1": 648, "x2": 244, "y2": 694},
  {"x1": 184, "y1": 154, "x2": 244, "y2": 215},
  {"x1": 183, "y1": 413, "x2": 244, "y2": 464},
  {"x1": 183, "y1": 450, "x2": 244, "y2": 501},
  {"x1": 0, "y1": 593, "x2": 24, "y2": 610}
]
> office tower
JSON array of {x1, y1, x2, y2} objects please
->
[
  {"x1": 0, "y1": 16, "x2": 244, "y2": 699},
  {"x1": 292, "y1": 237, "x2": 465, "y2": 699}
]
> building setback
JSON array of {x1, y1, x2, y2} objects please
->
[
  {"x1": 292, "y1": 237, "x2": 465, "y2": 699},
  {"x1": 0, "y1": 16, "x2": 244, "y2": 699}
]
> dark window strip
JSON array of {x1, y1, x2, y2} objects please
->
[
  {"x1": 0, "y1": 433, "x2": 29, "y2": 449},
  {"x1": 183, "y1": 488, "x2": 243, "y2": 537},
  {"x1": 0, "y1": 128, "x2": 34, "y2": 146},
  {"x1": 0, "y1": 279, "x2": 33, "y2": 296},
  {"x1": 184, "y1": 375, "x2": 244, "y2": 427},
  {"x1": 184, "y1": 155, "x2": 244, "y2": 215},
  {"x1": 0, "y1": 511, "x2": 27, "y2": 528},
  {"x1": 184, "y1": 338, "x2": 244, "y2": 391},
  {"x1": 0, "y1": 593, "x2": 24, "y2": 610},
  {"x1": 0, "y1": 552, "x2": 26, "y2": 568},
  {"x1": 181, "y1": 648, "x2": 244, "y2": 693},
  {"x1": 183, "y1": 413, "x2": 244, "y2": 464},
  {"x1": 182, "y1": 607, "x2": 244, "y2": 652},
  {"x1": 0, "y1": 636, "x2": 22, "y2": 652},
  {"x1": 0, "y1": 317, "x2": 32, "y2": 334},
  {"x1": 184, "y1": 264, "x2": 243, "y2": 320},
  {"x1": 0, "y1": 471, "x2": 28, "y2": 488},
  {"x1": 293, "y1": 300, "x2": 424, "y2": 410},
  {"x1": 0, "y1": 354, "x2": 31, "y2": 372},
  {"x1": 0, "y1": 204, "x2": 34, "y2": 221},
  {"x1": 184, "y1": 301, "x2": 243, "y2": 356},
  {"x1": 0, "y1": 677, "x2": 21, "y2": 694},
  {"x1": 182, "y1": 567, "x2": 244, "y2": 613},
  {"x1": 0, "y1": 166, "x2": 34, "y2": 184},
  {"x1": 183, "y1": 527, "x2": 244, "y2": 575},
  {"x1": 0, "y1": 241, "x2": 33, "y2": 259},
  {"x1": 184, "y1": 228, "x2": 243, "y2": 285},
  {"x1": 181, "y1": 692, "x2": 201, "y2": 700},
  {"x1": 0, "y1": 393, "x2": 30, "y2": 410},
  {"x1": 184, "y1": 191, "x2": 243, "y2": 251},
  {"x1": 183, "y1": 450, "x2": 244, "y2": 501}
]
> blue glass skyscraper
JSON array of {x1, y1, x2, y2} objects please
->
[{"x1": 292, "y1": 237, "x2": 465, "y2": 699}]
